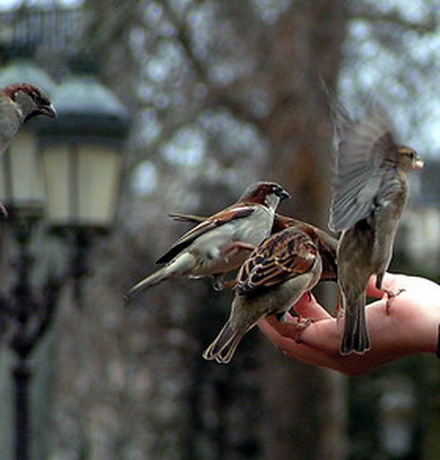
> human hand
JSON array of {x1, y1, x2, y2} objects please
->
[{"x1": 258, "y1": 273, "x2": 440, "y2": 376}]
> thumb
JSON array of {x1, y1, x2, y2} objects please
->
[{"x1": 293, "y1": 293, "x2": 333, "y2": 321}]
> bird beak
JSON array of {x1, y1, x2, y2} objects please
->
[
  {"x1": 413, "y1": 158, "x2": 424, "y2": 170},
  {"x1": 40, "y1": 103, "x2": 57, "y2": 118},
  {"x1": 278, "y1": 189, "x2": 291, "y2": 201}
]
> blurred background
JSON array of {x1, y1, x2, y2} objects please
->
[{"x1": 0, "y1": 0, "x2": 439, "y2": 459}]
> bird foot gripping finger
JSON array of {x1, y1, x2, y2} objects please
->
[
  {"x1": 333, "y1": 289, "x2": 344, "y2": 320},
  {"x1": 334, "y1": 303, "x2": 344, "y2": 321},
  {"x1": 384, "y1": 288, "x2": 405, "y2": 315},
  {"x1": 284, "y1": 316, "x2": 313, "y2": 343},
  {"x1": 220, "y1": 241, "x2": 255, "y2": 262}
]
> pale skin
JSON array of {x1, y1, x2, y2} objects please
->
[{"x1": 258, "y1": 273, "x2": 440, "y2": 377}]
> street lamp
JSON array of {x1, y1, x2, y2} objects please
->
[
  {"x1": 39, "y1": 73, "x2": 128, "y2": 229},
  {"x1": 0, "y1": 59, "x2": 59, "y2": 460},
  {"x1": 0, "y1": 65, "x2": 129, "y2": 460},
  {"x1": 37, "y1": 73, "x2": 129, "y2": 301}
]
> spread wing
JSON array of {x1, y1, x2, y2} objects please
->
[
  {"x1": 156, "y1": 205, "x2": 255, "y2": 264},
  {"x1": 328, "y1": 97, "x2": 398, "y2": 232},
  {"x1": 236, "y1": 228, "x2": 319, "y2": 294}
]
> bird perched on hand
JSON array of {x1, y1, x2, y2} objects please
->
[
  {"x1": 328, "y1": 94, "x2": 424, "y2": 355},
  {"x1": 0, "y1": 83, "x2": 56, "y2": 155},
  {"x1": 203, "y1": 225, "x2": 323, "y2": 364},
  {"x1": 171, "y1": 212, "x2": 338, "y2": 284},
  {"x1": 269, "y1": 214, "x2": 338, "y2": 283},
  {"x1": 125, "y1": 181, "x2": 290, "y2": 300}
]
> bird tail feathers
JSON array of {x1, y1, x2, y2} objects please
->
[
  {"x1": 340, "y1": 292, "x2": 370, "y2": 355},
  {"x1": 124, "y1": 253, "x2": 196, "y2": 301},
  {"x1": 124, "y1": 269, "x2": 168, "y2": 301},
  {"x1": 203, "y1": 321, "x2": 244, "y2": 364}
]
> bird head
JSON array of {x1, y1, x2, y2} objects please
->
[
  {"x1": 4, "y1": 83, "x2": 57, "y2": 122},
  {"x1": 240, "y1": 181, "x2": 290, "y2": 209},
  {"x1": 395, "y1": 146, "x2": 424, "y2": 172}
]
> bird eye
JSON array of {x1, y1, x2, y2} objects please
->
[
  {"x1": 31, "y1": 91, "x2": 49, "y2": 106},
  {"x1": 34, "y1": 95, "x2": 46, "y2": 104}
]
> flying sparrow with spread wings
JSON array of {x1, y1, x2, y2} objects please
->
[
  {"x1": 328, "y1": 95, "x2": 423, "y2": 355},
  {"x1": 125, "y1": 182, "x2": 290, "y2": 300},
  {"x1": 203, "y1": 225, "x2": 323, "y2": 364}
]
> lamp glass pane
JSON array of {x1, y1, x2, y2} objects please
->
[
  {"x1": 0, "y1": 130, "x2": 44, "y2": 208},
  {"x1": 77, "y1": 144, "x2": 122, "y2": 227},
  {"x1": 42, "y1": 144, "x2": 71, "y2": 224}
]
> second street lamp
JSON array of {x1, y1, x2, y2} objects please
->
[
  {"x1": 0, "y1": 65, "x2": 130, "y2": 459},
  {"x1": 0, "y1": 59, "x2": 60, "y2": 460}
]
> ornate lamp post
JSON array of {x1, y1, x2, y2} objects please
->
[
  {"x1": 0, "y1": 64, "x2": 129, "y2": 460},
  {"x1": 38, "y1": 72, "x2": 129, "y2": 300}
]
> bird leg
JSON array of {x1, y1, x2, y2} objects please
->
[
  {"x1": 334, "y1": 289, "x2": 344, "y2": 321},
  {"x1": 220, "y1": 241, "x2": 255, "y2": 262},
  {"x1": 275, "y1": 310, "x2": 312, "y2": 343},
  {"x1": 383, "y1": 288, "x2": 405, "y2": 315},
  {"x1": 212, "y1": 273, "x2": 237, "y2": 291},
  {"x1": 284, "y1": 316, "x2": 313, "y2": 343},
  {"x1": 376, "y1": 271, "x2": 405, "y2": 314}
]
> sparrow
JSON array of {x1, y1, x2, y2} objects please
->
[
  {"x1": 125, "y1": 181, "x2": 290, "y2": 300},
  {"x1": 0, "y1": 83, "x2": 57, "y2": 155},
  {"x1": 170, "y1": 212, "x2": 338, "y2": 283},
  {"x1": 328, "y1": 95, "x2": 424, "y2": 355},
  {"x1": 203, "y1": 225, "x2": 323, "y2": 364},
  {"x1": 0, "y1": 83, "x2": 56, "y2": 215},
  {"x1": 269, "y1": 214, "x2": 338, "y2": 283}
]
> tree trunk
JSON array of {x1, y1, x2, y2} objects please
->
[{"x1": 258, "y1": 2, "x2": 350, "y2": 458}]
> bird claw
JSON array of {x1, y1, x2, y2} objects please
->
[
  {"x1": 334, "y1": 289, "x2": 344, "y2": 320},
  {"x1": 334, "y1": 303, "x2": 344, "y2": 321},
  {"x1": 282, "y1": 316, "x2": 312, "y2": 343},
  {"x1": 384, "y1": 288, "x2": 405, "y2": 315},
  {"x1": 212, "y1": 275, "x2": 236, "y2": 291},
  {"x1": 221, "y1": 241, "x2": 255, "y2": 262}
]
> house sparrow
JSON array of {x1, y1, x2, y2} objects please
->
[
  {"x1": 203, "y1": 225, "x2": 323, "y2": 364},
  {"x1": 328, "y1": 95, "x2": 423, "y2": 355},
  {"x1": 0, "y1": 83, "x2": 56, "y2": 214},
  {"x1": 0, "y1": 83, "x2": 56, "y2": 155},
  {"x1": 269, "y1": 214, "x2": 338, "y2": 283},
  {"x1": 125, "y1": 182, "x2": 290, "y2": 300},
  {"x1": 171, "y1": 212, "x2": 338, "y2": 283}
]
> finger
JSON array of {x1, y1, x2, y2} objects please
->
[
  {"x1": 292, "y1": 293, "x2": 333, "y2": 321},
  {"x1": 258, "y1": 319, "x2": 351, "y2": 371},
  {"x1": 260, "y1": 315, "x2": 341, "y2": 354},
  {"x1": 298, "y1": 318, "x2": 341, "y2": 353}
]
